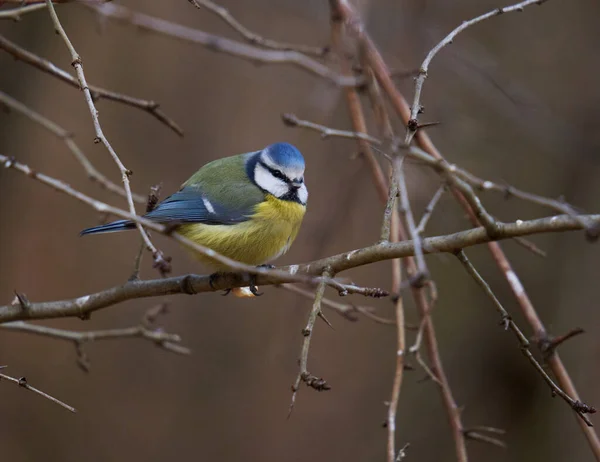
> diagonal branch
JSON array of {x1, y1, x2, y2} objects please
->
[
  {"x1": 45, "y1": 0, "x2": 172, "y2": 274},
  {"x1": 0, "y1": 90, "x2": 145, "y2": 203},
  {"x1": 187, "y1": 0, "x2": 327, "y2": 56},
  {"x1": 0, "y1": 35, "x2": 183, "y2": 136},
  {"x1": 89, "y1": 2, "x2": 361, "y2": 88},
  {"x1": 456, "y1": 250, "x2": 596, "y2": 426},
  {"x1": 0, "y1": 3, "x2": 46, "y2": 20},
  {"x1": 0, "y1": 366, "x2": 76, "y2": 413}
]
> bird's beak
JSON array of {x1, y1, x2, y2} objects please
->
[{"x1": 291, "y1": 182, "x2": 302, "y2": 189}]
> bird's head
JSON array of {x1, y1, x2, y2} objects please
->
[{"x1": 251, "y1": 142, "x2": 307, "y2": 205}]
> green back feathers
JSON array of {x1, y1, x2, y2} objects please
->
[{"x1": 183, "y1": 153, "x2": 264, "y2": 210}]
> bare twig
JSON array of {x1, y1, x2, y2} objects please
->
[
  {"x1": 282, "y1": 113, "x2": 380, "y2": 144},
  {"x1": 406, "y1": 0, "x2": 550, "y2": 143},
  {"x1": 45, "y1": 0, "x2": 173, "y2": 275},
  {"x1": 0, "y1": 3, "x2": 46, "y2": 20},
  {"x1": 396, "y1": 155, "x2": 428, "y2": 284},
  {"x1": 0, "y1": 367, "x2": 76, "y2": 413},
  {"x1": 0, "y1": 36, "x2": 183, "y2": 136},
  {"x1": 463, "y1": 427, "x2": 506, "y2": 448},
  {"x1": 416, "y1": 185, "x2": 446, "y2": 234},
  {"x1": 187, "y1": 0, "x2": 327, "y2": 56},
  {"x1": 289, "y1": 271, "x2": 332, "y2": 417},
  {"x1": 387, "y1": 292, "x2": 406, "y2": 462},
  {"x1": 456, "y1": 250, "x2": 596, "y2": 426},
  {"x1": 90, "y1": 3, "x2": 361, "y2": 88},
  {"x1": 511, "y1": 236, "x2": 547, "y2": 258},
  {"x1": 280, "y1": 284, "x2": 394, "y2": 324},
  {"x1": 1, "y1": 320, "x2": 190, "y2": 356},
  {"x1": 283, "y1": 114, "x2": 583, "y2": 224},
  {"x1": 0, "y1": 91, "x2": 145, "y2": 203}
]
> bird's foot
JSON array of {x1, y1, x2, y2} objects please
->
[
  {"x1": 209, "y1": 272, "x2": 232, "y2": 296},
  {"x1": 248, "y1": 274, "x2": 263, "y2": 297},
  {"x1": 248, "y1": 264, "x2": 275, "y2": 296}
]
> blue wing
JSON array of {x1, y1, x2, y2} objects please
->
[
  {"x1": 80, "y1": 186, "x2": 259, "y2": 236},
  {"x1": 145, "y1": 187, "x2": 253, "y2": 225}
]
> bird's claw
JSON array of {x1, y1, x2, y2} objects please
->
[
  {"x1": 209, "y1": 272, "x2": 231, "y2": 295},
  {"x1": 249, "y1": 284, "x2": 263, "y2": 296}
]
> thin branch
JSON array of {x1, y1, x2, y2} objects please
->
[
  {"x1": 0, "y1": 91, "x2": 145, "y2": 203},
  {"x1": 1, "y1": 320, "x2": 190, "y2": 356},
  {"x1": 511, "y1": 236, "x2": 547, "y2": 258},
  {"x1": 463, "y1": 427, "x2": 506, "y2": 449},
  {"x1": 0, "y1": 3, "x2": 46, "y2": 20},
  {"x1": 280, "y1": 284, "x2": 394, "y2": 324},
  {"x1": 456, "y1": 250, "x2": 596, "y2": 426},
  {"x1": 282, "y1": 113, "x2": 381, "y2": 144},
  {"x1": 89, "y1": 3, "x2": 361, "y2": 88},
  {"x1": 396, "y1": 154, "x2": 428, "y2": 283},
  {"x1": 416, "y1": 185, "x2": 446, "y2": 234},
  {"x1": 45, "y1": 0, "x2": 173, "y2": 275},
  {"x1": 0, "y1": 367, "x2": 76, "y2": 413},
  {"x1": 282, "y1": 113, "x2": 582, "y2": 221},
  {"x1": 289, "y1": 271, "x2": 331, "y2": 417},
  {"x1": 0, "y1": 36, "x2": 182, "y2": 136},
  {"x1": 406, "y1": 0, "x2": 550, "y2": 143},
  {"x1": 387, "y1": 292, "x2": 406, "y2": 462},
  {"x1": 187, "y1": 0, "x2": 327, "y2": 56}
]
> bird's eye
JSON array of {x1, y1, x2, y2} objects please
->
[{"x1": 272, "y1": 169, "x2": 286, "y2": 180}]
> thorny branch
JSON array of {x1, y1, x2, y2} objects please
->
[
  {"x1": 456, "y1": 250, "x2": 596, "y2": 426},
  {"x1": 406, "y1": 0, "x2": 550, "y2": 144},
  {"x1": 0, "y1": 366, "x2": 76, "y2": 413}
]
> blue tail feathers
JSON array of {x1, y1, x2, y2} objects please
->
[{"x1": 80, "y1": 219, "x2": 136, "y2": 236}]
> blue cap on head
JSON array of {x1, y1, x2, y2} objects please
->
[{"x1": 264, "y1": 143, "x2": 305, "y2": 169}]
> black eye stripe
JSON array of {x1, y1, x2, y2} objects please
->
[{"x1": 259, "y1": 161, "x2": 290, "y2": 183}]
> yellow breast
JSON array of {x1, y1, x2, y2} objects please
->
[{"x1": 178, "y1": 194, "x2": 306, "y2": 269}]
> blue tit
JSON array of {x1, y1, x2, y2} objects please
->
[{"x1": 81, "y1": 142, "x2": 308, "y2": 275}]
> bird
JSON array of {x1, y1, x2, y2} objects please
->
[{"x1": 81, "y1": 142, "x2": 308, "y2": 296}]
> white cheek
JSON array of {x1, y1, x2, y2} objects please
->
[
  {"x1": 297, "y1": 184, "x2": 308, "y2": 204},
  {"x1": 254, "y1": 164, "x2": 288, "y2": 197}
]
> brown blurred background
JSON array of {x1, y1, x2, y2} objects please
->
[{"x1": 2, "y1": 1, "x2": 600, "y2": 461}]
